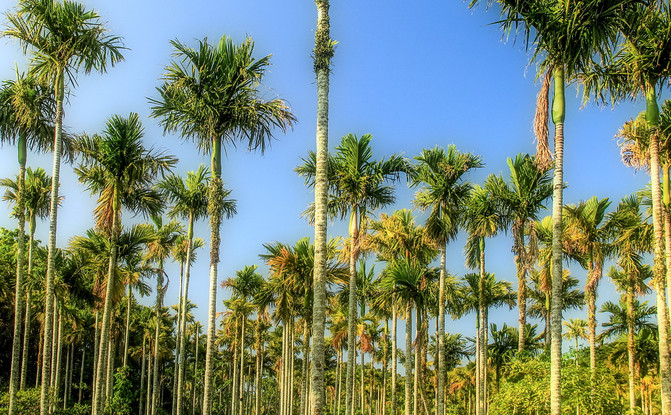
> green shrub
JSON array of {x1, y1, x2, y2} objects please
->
[{"x1": 0, "y1": 388, "x2": 42, "y2": 414}]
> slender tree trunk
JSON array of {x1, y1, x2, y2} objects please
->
[
  {"x1": 140, "y1": 337, "x2": 146, "y2": 415},
  {"x1": 203, "y1": 140, "x2": 224, "y2": 414},
  {"x1": 477, "y1": 238, "x2": 486, "y2": 415},
  {"x1": 124, "y1": 285, "x2": 132, "y2": 367},
  {"x1": 240, "y1": 317, "x2": 247, "y2": 415},
  {"x1": 515, "y1": 227, "x2": 527, "y2": 353},
  {"x1": 79, "y1": 347, "x2": 85, "y2": 404},
  {"x1": 106, "y1": 336, "x2": 114, "y2": 404},
  {"x1": 300, "y1": 320, "x2": 309, "y2": 415},
  {"x1": 54, "y1": 309, "x2": 63, "y2": 410},
  {"x1": 437, "y1": 245, "x2": 446, "y2": 415},
  {"x1": 346, "y1": 210, "x2": 359, "y2": 415},
  {"x1": 40, "y1": 68, "x2": 65, "y2": 415},
  {"x1": 405, "y1": 304, "x2": 413, "y2": 415},
  {"x1": 291, "y1": 323, "x2": 296, "y2": 415},
  {"x1": 8, "y1": 150, "x2": 26, "y2": 415},
  {"x1": 382, "y1": 319, "x2": 388, "y2": 415},
  {"x1": 63, "y1": 343, "x2": 71, "y2": 409},
  {"x1": 626, "y1": 284, "x2": 636, "y2": 415},
  {"x1": 93, "y1": 209, "x2": 120, "y2": 415},
  {"x1": 361, "y1": 337, "x2": 365, "y2": 412},
  {"x1": 177, "y1": 215, "x2": 195, "y2": 415},
  {"x1": 414, "y1": 309, "x2": 421, "y2": 415},
  {"x1": 232, "y1": 319, "x2": 240, "y2": 415},
  {"x1": 193, "y1": 326, "x2": 199, "y2": 415},
  {"x1": 20, "y1": 215, "x2": 36, "y2": 391},
  {"x1": 153, "y1": 261, "x2": 166, "y2": 415},
  {"x1": 254, "y1": 316, "x2": 262, "y2": 415},
  {"x1": 392, "y1": 305, "x2": 397, "y2": 415},
  {"x1": 646, "y1": 84, "x2": 671, "y2": 413},
  {"x1": 336, "y1": 349, "x2": 342, "y2": 415},
  {"x1": 586, "y1": 287, "x2": 597, "y2": 375},
  {"x1": 310, "y1": 4, "x2": 333, "y2": 412},
  {"x1": 549, "y1": 66, "x2": 565, "y2": 415},
  {"x1": 146, "y1": 346, "x2": 153, "y2": 415},
  {"x1": 173, "y1": 262, "x2": 184, "y2": 415}
]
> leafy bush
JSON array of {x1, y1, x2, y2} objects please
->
[
  {"x1": 53, "y1": 403, "x2": 92, "y2": 415},
  {"x1": 489, "y1": 357, "x2": 624, "y2": 415},
  {"x1": 0, "y1": 388, "x2": 42, "y2": 414}
]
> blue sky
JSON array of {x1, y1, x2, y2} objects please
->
[{"x1": 0, "y1": 0, "x2": 660, "y2": 347}]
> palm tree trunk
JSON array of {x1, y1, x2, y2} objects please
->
[
  {"x1": 413, "y1": 309, "x2": 421, "y2": 415},
  {"x1": 254, "y1": 315, "x2": 262, "y2": 415},
  {"x1": 586, "y1": 287, "x2": 597, "y2": 375},
  {"x1": 177, "y1": 215, "x2": 195, "y2": 415},
  {"x1": 232, "y1": 319, "x2": 240, "y2": 415},
  {"x1": 8, "y1": 149, "x2": 26, "y2": 415},
  {"x1": 336, "y1": 348, "x2": 342, "y2": 415},
  {"x1": 49, "y1": 302, "x2": 58, "y2": 391},
  {"x1": 93, "y1": 208, "x2": 120, "y2": 415},
  {"x1": 290, "y1": 323, "x2": 296, "y2": 415},
  {"x1": 79, "y1": 347, "x2": 85, "y2": 404},
  {"x1": 515, "y1": 227, "x2": 527, "y2": 353},
  {"x1": 40, "y1": 67, "x2": 65, "y2": 415},
  {"x1": 193, "y1": 326, "x2": 199, "y2": 415},
  {"x1": 124, "y1": 284, "x2": 132, "y2": 367},
  {"x1": 626, "y1": 284, "x2": 636, "y2": 415},
  {"x1": 173, "y1": 265, "x2": 183, "y2": 415},
  {"x1": 106, "y1": 336, "x2": 115, "y2": 404},
  {"x1": 391, "y1": 305, "x2": 397, "y2": 415},
  {"x1": 405, "y1": 303, "x2": 413, "y2": 415},
  {"x1": 54, "y1": 311, "x2": 64, "y2": 405},
  {"x1": 310, "y1": 5, "x2": 331, "y2": 414},
  {"x1": 346, "y1": 209, "x2": 359, "y2": 415},
  {"x1": 646, "y1": 83, "x2": 671, "y2": 413},
  {"x1": 437, "y1": 244, "x2": 446, "y2": 415},
  {"x1": 203, "y1": 136, "x2": 224, "y2": 414},
  {"x1": 382, "y1": 319, "x2": 388, "y2": 415},
  {"x1": 153, "y1": 262, "x2": 166, "y2": 415},
  {"x1": 146, "y1": 345, "x2": 153, "y2": 415},
  {"x1": 239, "y1": 316, "x2": 247, "y2": 415},
  {"x1": 549, "y1": 66, "x2": 565, "y2": 415},
  {"x1": 140, "y1": 337, "x2": 146, "y2": 415},
  {"x1": 300, "y1": 320, "x2": 309, "y2": 415},
  {"x1": 361, "y1": 338, "x2": 365, "y2": 412},
  {"x1": 477, "y1": 237, "x2": 486, "y2": 415},
  {"x1": 20, "y1": 210, "x2": 36, "y2": 391}
]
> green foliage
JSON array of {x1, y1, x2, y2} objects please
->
[
  {"x1": 106, "y1": 366, "x2": 136, "y2": 415},
  {"x1": 0, "y1": 387, "x2": 41, "y2": 414},
  {"x1": 53, "y1": 404, "x2": 92, "y2": 415},
  {"x1": 490, "y1": 357, "x2": 624, "y2": 415}
]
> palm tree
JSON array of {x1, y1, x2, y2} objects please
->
[
  {"x1": 0, "y1": 70, "x2": 55, "y2": 409},
  {"x1": 410, "y1": 145, "x2": 482, "y2": 415},
  {"x1": 489, "y1": 154, "x2": 552, "y2": 352},
  {"x1": 562, "y1": 318, "x2": 588, "y2": 366},
  {"x1": 297, "y1": 132, "x2": 408, "y2": 415},
  {"x1": 3, "y1": 3, "x2": 124, "y2": 411},
  {"x1": 465, "y1": 180, "x2": 506, "y2": 415},
  {"x1": 311, "y1": 2, "x2": 335, "y2": 413},
  {"x1": 563, "y1": 196, "x2": 611, "y2": 374},
  {"x1": 146, "y1": 216, "x2": 182, "y2": 415},
  {"x1": 75, "y1": 112, "x2": 175, "y2": 414},
  {"x1": 150, "y1": 35, "x2": 295, "y2": 414},
  {"x1": 482, "y1": 2, "x2": 635, "y2": 412},
  {"x1": 585, "y1": 3, "x2": 671, "y2": 407},
  {"x1": 158, "y1": 165, "x2": 222, "y2": 415}
]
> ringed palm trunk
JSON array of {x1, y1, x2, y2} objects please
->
[
  {"x1": 626, "y1": 284, "x2": 636, "y2": 415},
  {"x1": 477, "y1": 237, "x2": 486, "y2": 415},
  {"x1": 515, "y1": 226, "x2": 527, "y2": 353},
  {"x1": 40, "y1": 67, "x2": 65, "y2": 415},
  {"x1": 645, "y1": 84, "x2": 671, "y2": 413},
  {"x1": 93, "y1": 199, "x2": 120, "y2": 415},
  {"x1": 346, "y1": 208, "x2": 360, "y2": 415},
  {"x1": 586, "y1": 286, "x2": 597, "y2": 375},
  {"x1": 124, "y1": 284, "x2": 132, "y2": 367},
  {"x1": 437, "y1": 244, "x2": 446, "y2": 415},
  {"x1": 20, "y1": 213, "x2": 37, "y2": 390},
  {"x1": 550, "y1": 66, "x2": 565, "y2": 415},
  {"x1": 8, "y1": 135, "x2": 27, "y2": 415},
  {"x1": 300, "y1": 319, "x2": 309, "y2": 415},
  {"x1": 173, "y1": 262, "x2": 184, "y2": 415},
  {"x1": 203, "y1": 135, "x2": 224, "y2": 415},
  {"x1": 176, "y1": 214, "x2": 195, "y2": 415},
  {"x1": 232, "y1": 319, "x2": 239, "y2": 415},
  {"x1": 153, "y1": 260, "x2": 165, "y2": 415},
  {"x1": 404, "y1": 303, "x2": 413, "y2": 415},
  {"x1": 391, "y1": 305, "x2": 397, "y2": 415},
  {"x1": 254, "y1": 315, "x2": 262, "y2": 415},
  {"x1": 311, "y1": 5, "x2": 333, "y2": 415}
]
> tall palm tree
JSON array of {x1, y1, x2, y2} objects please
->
[
  {"x1": 585, "y1": 3, "x2": 671, "y2": 408},
  {"x1": 489, "y1": 154, "x2": 552, "y2": 352},
  {"x1": 465, "y1": 180, "x2": 506, "y2": 415},
  {"x1": 481, "y1": 2, "x2": 635, "y2": 412},
  {"x1": 75, "y1": 112, "x2": 175, "y2": 414},
  {"x1": 150, "y1": 35, "x2": 295, "y2": 414},
  {"x1": 146, "y1": 216, "x2": 183, "y2": 415},
  {"x1": 562, "y1": 318, "x2": 588, "y2": 365},
  {"x1": 311, "y1": 2, "x2": 335, "y2": 414},
  {"x1": 3, "y1": 3, "x2": 124, "y2": 411},
  {"x1": 158, "y1": 165, "x2": 223, "y2": 415},
  {"x1": 297, "y1": 132, "x2": 408, "y2": 415},
  {"x1": 0, "y1": 70, "x2": 55, "y2": 410},
  {"x1": 410, "y1": 145, "x2": 482, "y2": 415},
  {"x1": 563, "y1": 196, "x2": 611, "y2": 374}
]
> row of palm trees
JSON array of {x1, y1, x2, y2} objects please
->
[{"x1": 2, "y1": 1, "x2": 671, "y2": 415}]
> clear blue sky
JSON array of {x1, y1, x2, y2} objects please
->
[{"x1": 0, "y1": 0, "x2": 659, "y2": 346}]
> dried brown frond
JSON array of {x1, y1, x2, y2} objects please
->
[{"x1": 534, "y1": 69, "x2": 553, "y2": 171}]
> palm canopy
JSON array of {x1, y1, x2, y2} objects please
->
[
  {"x1": 74, "y1": 112, "x2": 177, "y2": 232},
  {"x1": 599, "y1": 297, "x2": 657, "y2": 341},
  {"x1": 458, "y1": 272, "x2": 516, "y2": 318},
  {"x1": 296, "y1": 133, "x2": 410, "y2": 223},
  {"x1": 150, "y1": 35, "x2": 296, "y2": 162},
  {"x1": 411, "y1": 145, "x2": 483, "y2": 244},
  {"x1": 158, "y1": 164, "x2": 221, "y2": 223},
  {"x1": 222, "y1": 264, "x2": 264, "y2": 301},
  {"x1": 464, "y1": 182, "x2": 505, "y2": 269},
  {"x1": 2, "y1": 0, "x2": 124, "y2": 87},
  {"x1": 0, "y1": 71, "x2": 55, "y2": 154},
  {"x1": 1, "y1": 167, "x2": 56, "y2": 223}
]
